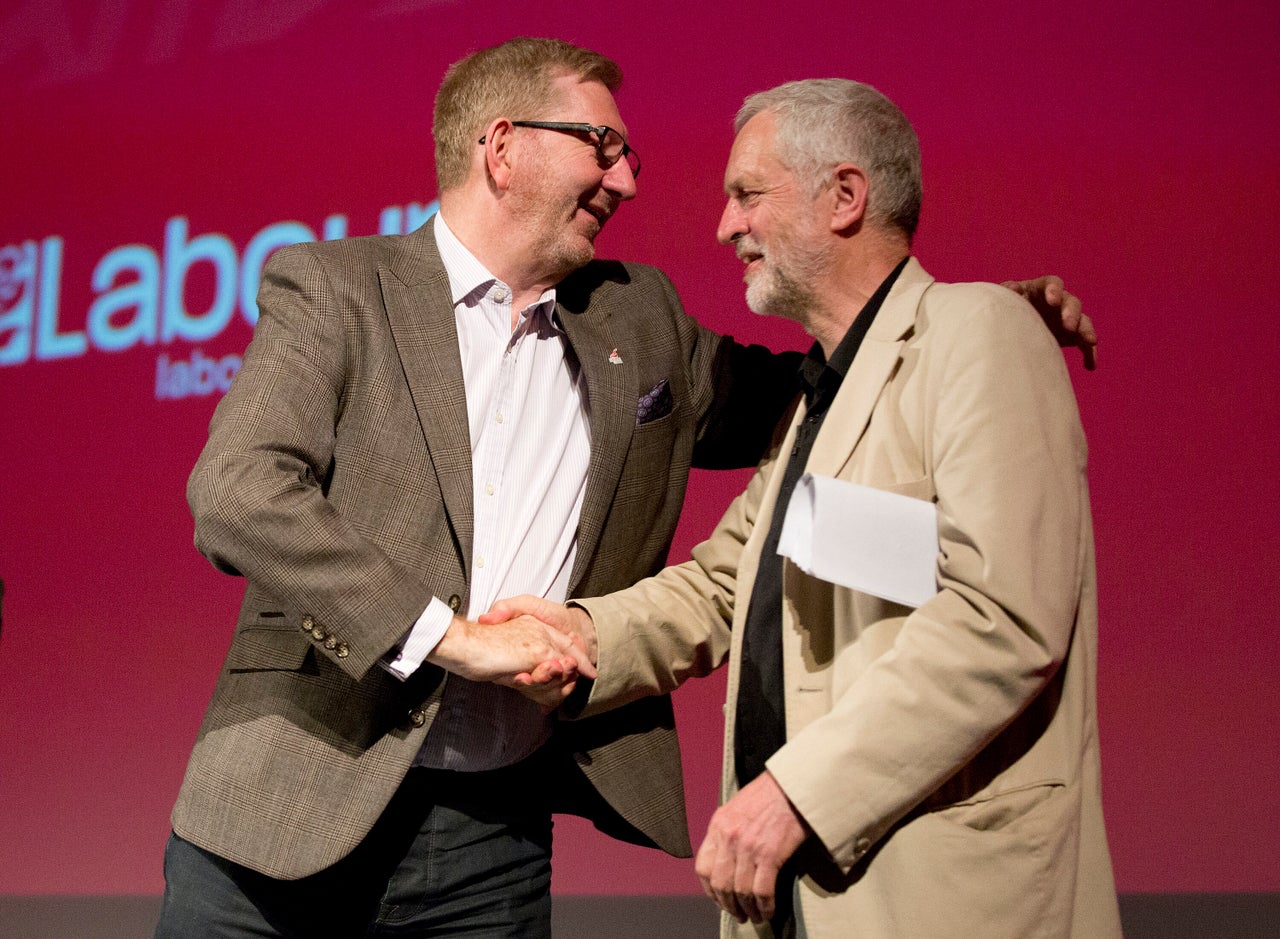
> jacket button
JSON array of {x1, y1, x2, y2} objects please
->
[
  {"x1": 407, "y1": 708, "x2": 427, "y2": 728},
  {"x1": 335, "y1": 642, "x2": 350, "y2": 658},
  {"x1": 448, "y1": 594, "x2": 462, "y2": 612},
  {"x1": 853, "y1": 837, "x2": 872, "y2": 858},
  {"x1": 311, "y1": 626, "x2": 326, "y2": 641},
  {"x1": 300, "y1": 615, "x2": 314, "y2": 632},
  {"x1": 323, "y1": 636, "x2": 338, "y2": 650}
]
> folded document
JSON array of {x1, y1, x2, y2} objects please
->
[{"x1": 777, "y1": 474, "x2": 939, "y2": 608}]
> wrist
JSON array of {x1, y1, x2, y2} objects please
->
[
  {"x1": 426, "y1": 614, "x2": 470, "y2": 671},
  {"x1": 565, "y1": 604, "x2": 598, "y2": 664}
]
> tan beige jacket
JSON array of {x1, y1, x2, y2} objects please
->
[{"x1": 579, "y1": 260, "x2": 1122, "y2": 938}]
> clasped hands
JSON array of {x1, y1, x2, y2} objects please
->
[
  {"x1": 453, "y1": 595, "x2": 811, "y2": 925},
  {"x1": 426, "y1": 595, "x2": 599, "y2": 710}
]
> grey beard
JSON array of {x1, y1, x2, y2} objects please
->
[{"x1": 746, "y1": 262, "x2": 819, "y2": 320}]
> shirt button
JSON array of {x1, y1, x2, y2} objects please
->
[
  {"x1": 476, "y1": 555, "x2": 485, "y2": 569},
  {"x1": 492, "y1": 286, "x2": 508, "y2": 303},
  {"x1": 485, "y1": 483, "x2": 494, "y2": 496},
  {"x1": 495, "y1": 412, "x2": 504, "y2": 424}
]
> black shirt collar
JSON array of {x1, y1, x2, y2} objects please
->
[{"x1": 799, "y1": 256, "x2": 910, "y2": 403}]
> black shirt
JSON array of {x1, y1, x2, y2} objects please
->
[{"x1": 734, "y1": 256, "x2": 909, "y2": 788}]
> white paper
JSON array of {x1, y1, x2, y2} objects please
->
[{"x1": 777, "y1": 474, "x2": 938, "y2": 608}]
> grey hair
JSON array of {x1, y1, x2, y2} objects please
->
[{"x1": 735, "y1": 79, "x2": 922, "y2": 237}]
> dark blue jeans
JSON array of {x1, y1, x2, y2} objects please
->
[{"x1": 155, "y1": 755, "x2": 554, "y2": 938}]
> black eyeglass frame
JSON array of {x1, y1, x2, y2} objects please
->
[{"x1": 479, "y1": 121, "x2": 641, "y2": 177}]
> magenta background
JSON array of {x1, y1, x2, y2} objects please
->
[{"x1": 2, "y1": 0, "x2": 1277, "y2": 898}]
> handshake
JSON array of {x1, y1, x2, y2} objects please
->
[{"x1": 426, "y1": 596, "x2": 599, "y2": 709}]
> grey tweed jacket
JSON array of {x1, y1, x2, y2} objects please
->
[{"x1": 171, "y1": 224, "x2": 796, "y2": 879}]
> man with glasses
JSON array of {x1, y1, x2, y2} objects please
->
[
  {"x1": 157, "y1": 38, "x2": 1093, "y2": 938},
  {"x1": 484, "y1": 121, "x2": 641, "y2": 177}
]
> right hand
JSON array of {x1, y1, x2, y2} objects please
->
[
  {"x1": 480, "y1": 596, "x2": 599, "y2": 708},
  {"x1": 427, "y1": 613, "x2": 597, "y2": 691},
  {"x1": 481, "y1": 595, "x2": 598, "y2": 666}
]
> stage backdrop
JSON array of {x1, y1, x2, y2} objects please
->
[{"x1": 2, "y1": 0, "x2": 1276, "y2": 899}]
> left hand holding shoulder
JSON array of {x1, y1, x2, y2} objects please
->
[{"x1": 1003, "y1": 274, "x2": 1097, "y2": 370}]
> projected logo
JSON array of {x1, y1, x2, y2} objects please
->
[
  {"x1": 0, "y1": 200, "x2": 439, "y2": 400},
  {"x1": 0, "y1": 239, "x2": 65, "y2": 363}
]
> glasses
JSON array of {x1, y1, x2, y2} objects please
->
[{"x1": 481, "y1": 121, "x2": 641, "y2": 177}]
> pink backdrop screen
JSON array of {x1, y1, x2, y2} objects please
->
[{"x1": 1, "y1": 0, "x2": 1277, "y2": 897}]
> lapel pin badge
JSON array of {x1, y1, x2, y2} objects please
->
[{"x1": 608, "y1": 348, "x2": 623, "y2": 365}]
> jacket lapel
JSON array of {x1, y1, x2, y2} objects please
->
[
  {"x1": 806, "y1": 258, "x2": 933, "y2": 478},
  {"x1": 556, "y1": 278, "x2": 633, "y2": 594},
  {"x1": 379, "y1": 226, "x2": 475, "y2": 573}
]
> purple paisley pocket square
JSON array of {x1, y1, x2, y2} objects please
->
[{"x1": 636, "y1": 379, "x2": 674, "y2": 425}]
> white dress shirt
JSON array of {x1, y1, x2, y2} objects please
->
[{"x1": 387, "y1": 212, "x2": 592, "y2": 771}]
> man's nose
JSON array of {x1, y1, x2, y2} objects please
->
[
  {"x1": 603, "y1": 158, "x2": 637, "y2": 200},
  {"x1": 717, "y1": 200, "x2": 745, "y2": 245}
]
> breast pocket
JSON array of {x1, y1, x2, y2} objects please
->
[
  {"x1": 876, "y1": 474, "x2": 935, "y2": 502},
  {"x1": 626, "y1": 401, "x2": 678, "y2": 465}
]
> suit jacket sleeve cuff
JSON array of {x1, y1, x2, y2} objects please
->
[{"x1": 380, "y1": 596, "x2": 454, "y2": 680}]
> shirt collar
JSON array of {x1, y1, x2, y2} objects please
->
[
  {"x1": 433, "y1": 211, "x2": 559, "y2": 322},
  {"x1": 799, "y1": 255, "x2": 909, "y2": 401}
]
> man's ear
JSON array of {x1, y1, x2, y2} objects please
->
[
  {"x1": 482, "y1": 118, "x2": 517, "y2": 191},
  {"x1": 830, "y1": 162, "x2": 869, "y2": 232}
]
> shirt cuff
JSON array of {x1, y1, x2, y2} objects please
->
[{"x1": 380, "y1": 596, "x2": 455, "y2": 680}]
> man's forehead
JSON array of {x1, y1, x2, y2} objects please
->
[
  {"x1": 723, "y1": 112, "x2": 784, "y2": 189},
  {"x1": 550, "y1": 75, "x2": 627, "y2": 132}
]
